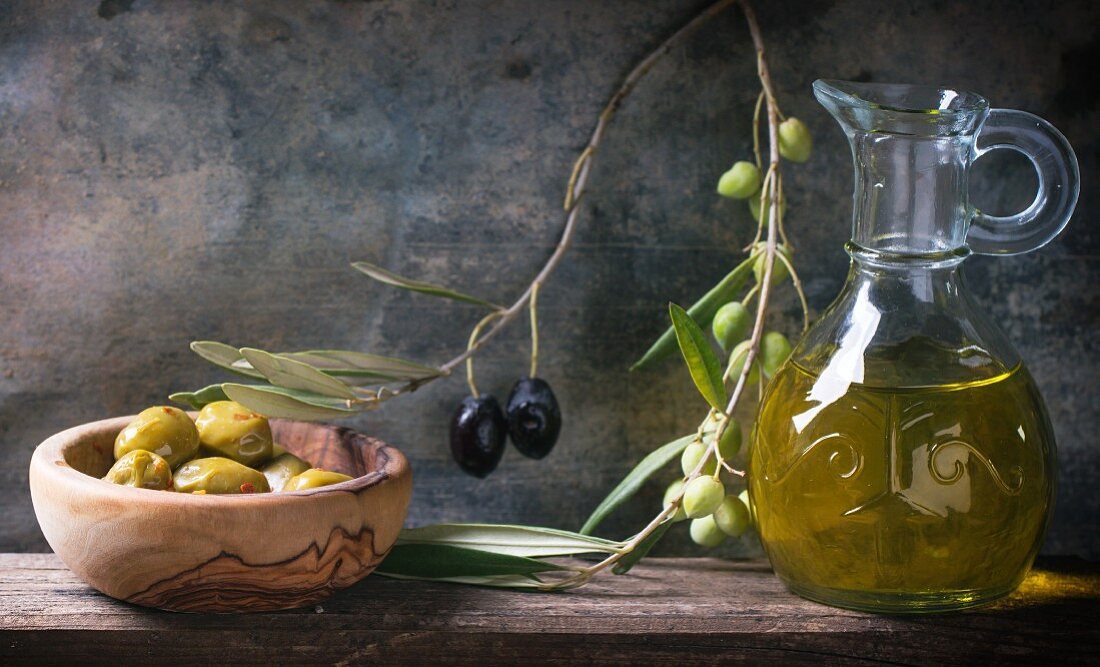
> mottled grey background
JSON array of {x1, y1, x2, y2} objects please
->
[{"x1": 1, "y1": 0, "x2": 1097, "y2": 558}]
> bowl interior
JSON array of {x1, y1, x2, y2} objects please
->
[{"x1": 64, "y1": 418, "x2": 377, "y2": 481}]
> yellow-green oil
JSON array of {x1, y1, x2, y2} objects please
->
[{"x1": 749, "y1": 359, "x2": 1055, "y2": 612}]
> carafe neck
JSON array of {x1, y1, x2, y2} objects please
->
[
  {"x1": 849, "y1": 132, "x2": 976, "y2": 255},
  {"x1": 814, "y1": 80, "x2": 990, "y2": 257}
]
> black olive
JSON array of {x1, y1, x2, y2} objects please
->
[
  {"x1": 505, "y1": 377, "x2": 561, "y2": 459},
  {"x1": 449, "y1": 395, "x2": 507, "y2": 478}
]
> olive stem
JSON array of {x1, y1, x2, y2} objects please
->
[
  {"x1": 529, "y1": 281, "x2": 540, "y2": 378},
  {"x1": 745, "y1": 165, "x2": 774, "y2": 250},
  {"x1": 740, "y1": 282, "x2": 760, "y2": 307},
  {"x1": 752, "y1": 90, "x2": 765, "y2": 171},
  {"x1": 465, "y1": 311, "x2": 504, "y2": 398},
  {"x1": 773, "y1": 246, "x2": 810, "y2": 333}
]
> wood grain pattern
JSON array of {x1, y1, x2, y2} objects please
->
[
  {"x1": 0, "y1": 554, "x2": 1096, "y2": 664},
  {"x1": 27, "y1": 416, "x2": 413, "y2": 613}
]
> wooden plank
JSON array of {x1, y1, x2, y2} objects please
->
[{"x1": 1, "y1": 554, "x2": 1097, "y2": 665}]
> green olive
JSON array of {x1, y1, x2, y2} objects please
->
[
  {"x1": 747, "y1": 191, "x2": 787, "y2": 224},
  {"x1": 662, "y1": 479, "x2": 687, "y2": 522},
  {"x1": 752, "y1": 243, "x2": 792, "y2": 287},
  {"x1": 114, "y1": 406, "x2": 200, "y2": 469},
  {"x1": 761, "y1": 331, "x2": 793, "y2": 378},
  {"x1": 727, "y1": 341, "x2": 761, "y2": 386},
  {"x1": 103, "y1": 449, "x2": 173, "y2": 490},
  {"x1": 271, "y1": 442, "x2": 287, "y2": 458},
  {"x1": 714, "y1": 495, "x2": 751, "y2": 537},
  {"x1": 261, "y1": 453, "x2": 312, "y2": 492},
  {"x1": 680, "y1": 441, "x2": 717, "y2": 477},
  {"x1": 689, "y1": 516, "x2": 727, "y2": 548},
  {"x1": 716, "y1": 161, "x2": 762, "y2": 199},
  {"x1": 195, "y1": 401, "x2": 273, "y2": 467},
  {"x1": 173, "y1": 457, "x2": 270, "y2": 494},
  {"x1": 739, "y1": 489, "x2": 756, "y2": 526},
  {"x1": 283, "y1": 468, "x2": 354, "y2": 491},
  {"x1": 683, "y1": 476, "x2": 725, "y2": 519},
  {"x1": 711, "y1": 302, "x2": 751, "y2": 352},
  {"x1": 715, "y1": 418, "x2": 742, "y2": 460},
  {"x1": 778, "y1": 117, "x2": 813, "y2": 163}
]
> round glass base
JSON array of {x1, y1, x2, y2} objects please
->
[{"x1": 784, "y1": 579, "x2": 1019, "y2": 614}]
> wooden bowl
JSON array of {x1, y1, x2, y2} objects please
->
[{"x1": 29, "y1": 415, "x2": 412, "y2": 613}]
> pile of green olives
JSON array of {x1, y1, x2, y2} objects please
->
[
  {"x1": 102, "y1": 402, "x2": 353, "y2": 494},
  {"x1": 449, "y1": 376, "x2": 562, "y2": 478}
]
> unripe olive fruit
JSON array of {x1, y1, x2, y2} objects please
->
[
  {"x1": 748, "y1": 190, "x2": 787, "y2": 224},
  {"x1": 716, "y1": 418, "x2": 742, "y2": 460},
  {"x1": 173, "y1": 457, "x2": 271, "y2": 494},
  {"x1": 761, "y1": 331, "x2": 793, "y2": 378},
  {"x1": 103, "y1": 449, "x2": 173, "y2": 490},
  {"x1": 711, "y1": 302, "x2": 751, "y2": 352},
  {"x1": 680, "y1": 440, "x2": 717, "y2": 477},
  {"x1": 714, "y1": 495, "x2": 752, "y2": 537},
  {"x1": 114, "y1": 406, "x2": 200, "y2": 469},
  {"x1": 283, "y1": 468, "x2": 354, "y2": 491},
  {"x1": 261, "y1": 452, "x2": 311, "y2": 492},
  {"x1": 727, "y1": 340, "x2": 761, "y2": 386},
  {"x1": 752, "y1": 243, "x2": 791, "y2": 287},
  {"x1": 689, "y1": 516, "x2": 727, "y2": 548},
  {"x1": 778, "y1": 117, "x2": 813, "y2": 163},
  {"x1": 716, "y1": 161, "x2": 762, "y2": 199},
  {"x1": 663, "y1": 479, "x2": 687, "y2": 522},
  {"x1": 683, "y1": 475, "x2": 725, "y2": 519},
  {"x1": 739, "y1": 489, "x2": 756, "y2": 526},
  {"x1": 195, "y1": 400, "x2": 274, "y2": 467}
]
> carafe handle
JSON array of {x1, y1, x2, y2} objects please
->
[{"x1": 967, "y1": 109, "x2": 1079, "y2": 256}]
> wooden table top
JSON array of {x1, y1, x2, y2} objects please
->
[{"x1": 1, "y1": 553, "x2": 1097, "y2": 665}]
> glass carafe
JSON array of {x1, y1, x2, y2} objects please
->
[{"x1": 749, "y1": 80, "x2": 1079, "y2": 613}]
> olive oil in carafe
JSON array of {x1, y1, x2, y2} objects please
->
[{"x1": 749, "y1": 359, "x2": 1054, "y2": 611}]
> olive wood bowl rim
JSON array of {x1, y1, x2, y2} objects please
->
[{"x1": 32, "y1": 414, "x2": 408, "y2": 507}]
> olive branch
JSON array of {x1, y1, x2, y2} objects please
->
[{"x1": 173, "y1": 0, "x2": 812, "y2": 589}]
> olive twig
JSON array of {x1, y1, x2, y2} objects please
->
[
  {"x1": 316, "y1": 0, "x2": 746, "y2": 413},
  {"x1": 393, "y1": 0, "x2": 744, "y2": 400},
  {"x1": 539, "y1": 0, "x2": 784, "y2": 590}
]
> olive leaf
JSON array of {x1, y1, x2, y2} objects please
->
[
  {"x1": 221, "y1": 383, "x2": 359, "y2": 421},
  {"x1": 240, "y1": 348, "x2": 358, "y2": 400},
  {"x1": 612, "y1": 517, "x2": 674, "y2": 575},
  {"x1": 630, "y1": 254, "x2": 757, "y2": 372},
  {"x1": 374, "y1": 543, "x2": 568, "y2": 579},
  {"x1": 283, "y1": 349, "x2": 440, "y2": 383},
  {"x1": 669, "y1": 302, "x2": 727, "y2": 411},
  {"x1": 168, "y1": 384, "x2": 229, "y2": 410},
  {"x1": 579, "y1": 434, "x2": 694, "y2": 535},
  {"x1": 190, "y1": 341, "x2": 265, "y2": 379},
  {"x1": 352, "y1": 260, "x2": 502, "y2": 310},
  {"x1": 397, "y1": 524, "x2": 625, "y2": 558},
  {"x1": 374, "y1": 572, "x2": 545, "y2": 589}
]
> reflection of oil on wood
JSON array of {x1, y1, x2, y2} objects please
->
[{"x1": 29, "y1": 416, "x2": 412, "y2": 613}]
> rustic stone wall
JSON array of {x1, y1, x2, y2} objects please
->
[{"x1": 2, "y1": 0, "x2": 1097, "y2": 557}]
